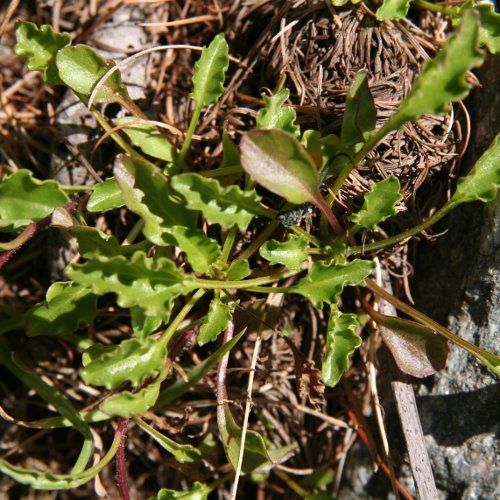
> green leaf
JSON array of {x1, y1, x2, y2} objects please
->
[
  {"x1": 330, "y1": 0, "x2": 362, "y2": 5},
  {"x1": 377, "y1": 316, "x2": 448, "y2": 378},
  {"x1": 341, "y1": 70, "x2": 376, "y2": 149},
  {"x1": 450, "y1": 133, "x2": 500, "y2": 206},
  {"x1": 100, "y1": 380, "x2": 161, "y2": 417},
  {"x1": 321, "y1": 305, "x2": 361, "y2": 387},
  {"x1": 292, "y1": 259, "x2": 374, "y2": 308},
  {"x1": 114, "y1": 155, "x2": 197, "y2": 246},
  {"x1": 220, "y1": 404, "x2": 295, "y2": 474},
  {"x1": 14, "y1": 21, "x2": 71, "y2": 85},
  {"x1": 151, "y1": 482, "x2": 211, "y2": 500},
  {"x1": 256, "y1": 88, "x2": 300, "y2": 138},
  {"x1": 226, "y1": 259, "x2": 251, "y2": 280},
  {"x1": 68, "y1": 251, "x2": 188, "y2": 322},
  {"x1": 386, "y1": 10, "x2": 484, "y2": 132},
  {"x1": 191, "y1": 33, "x2": 229, "y2": 107},
  {"x1": 87, "y1": 178, "x2": 124, "y2": 212},
  {"x1": 169, "y1": 226, "x2": 221, "y2": 273},
  {"x1": 240, "y1": 129, "x2": 320, "y2": 205},
  {"x1": 219, "y1": 130, "x2": 241, "y2": 169},
  {"x1": 135, "y1": 418, "x2": 203, "y2": 463},
  {"x1": 260, "y1": 237, "x2": 308, "y2": 271},
  {"x1": 131, "y1": 307, "x2": 162, "y2": 341},
  {"x1": 114, "y1": 118, "x2": 176, "y2": 163},
  {"x1": 197, "y1": 297, "x2": 232, "y2": 346},
  {"x1": 26, "y1": 282, "x2": 97, "y2": 337},
  {"x1": 376, "y1": 0, "x2": 412, "y2": 20},
  {"x1": 171, "y1": 173, "x2": 263, "y2": 231},
  {"x1": 349, "y1": 176, "x2": 403, "y2": 230},
  {"x1": 456, "y1": 3, "x2": 500, "y2": 54},
  {"x1": 70, "y1": 226, "x2": 122, "y2": 259},
  {"x1": 0, "y1": 170, "x2": 69, "y2": 231},
  {"x1": 301, "y1": 130, "x2": 343, "y2": 172},
  {"x1": 56, "y1": 45, "x2": 127, "y2": 103},
  {"x1": 80, "y1": 336, "x2": 166, "y2": 389}
]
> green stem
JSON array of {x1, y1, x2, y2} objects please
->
[
  {"x1": 414, "y1": 0, "x2": 461, "y2": 16},
  {"x1": 238, "y1": 220, "x2": 280, "y2": 261},
  {"x1": 291, "y1": 225, "x2": 322, "y2": 247},
  {"x1": 176, "y1": 104, "x2": 202, "y2": 172},
  {"x1": 160, "y1": 288, "x2": 206, "y2": 348},
  {"x1": 366, "y1": 278, "x2": 500, "y2": 374},
  {"x1": 192, "y1": 267, "x2": 301, "y2": 290},
  {"x1": 348, "y1": 203, "x2": 453, "y2": 254},
  {"x1": 60, "y1": 185, "x2": 94, "y2": 193},
  {"x1": 122, "y1": 219, "x2": 145, "y2": 246},
  {"x1": 197, "y1": 165, "x2": 243, "y2": 178},
  {"x1": 221, "y1": 226, "x2": 238, "y2": 264}
]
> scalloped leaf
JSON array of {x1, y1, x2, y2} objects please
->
[
  {"x1": 136, "y1": 418, "x2": 204, "y2": 463},
  {"x1": 56, "y1": 45, "x2": 128, "y2": 104},
  {"x1": 386, "y1": 11, "x2": 484, "y2": 132},
  {"x1": 171, "y1": 173, "x2": 262, "y2": 231},
  {"x1": 341, "y1": 70, "x2": 376, "y2": 149},
  {"x1": 455, "y1": 3, "x2": 500, "y2": 54},
  {"x1": 450, "y1": 133, "x2": 499, "y2": 206},
  {"x1": 87, "y1": 178, "x2": 124, "y2": 213},
  {"x1": 376, "y1": 0, "x2": 412, "y2": 21},
  {"x1": 100, "y1": 380, "x2": 161, "y2": 417},
  {"x1": 260, "y1": 236, "x2": 308, "y2": 271},
  {"x1": 226, "y1": 259, "x2": 251, "y2": 280},
  {"x1": 321, "y1": 304, "x2": 361, "y2": 387},
  {"x1": 14, "y1": 21, "x2": 71, "y2": 85},
  {"x1": 169, "y1": 225, "x2": 221, "y2": 273},
  {"x1": 114, "y1": 155, "x2": 197, "y2": 246},
  {"x1": 25, "y1": 282, "x2": 97, "y2": 337},
  {"x1": 291, "y1": 259, "x2": 374, "y2": 308},
  {"x1": 240, "y1": 129, "x2": 320, "y2": 205},
  {"x1": 301, "y1": 130, "x2": 343, "y2": 173},
  {"x1": 256, "y1": 88, "x2": 300, "y2": 138},
  {"x1": 68, "y1": 251, "x2": 189, "y2": 322},
  {"x1": 191, "y1": 33, "x2": 229, "y2": 107},
  {"x1": 131, "y1": 307, "x2": 162, "y2": 341},
  {"x1": 0, "y1": 170, "x2": 69, "y2": 231},
  {"x1": 70, "y1": 226, "x2": 122, "y2": 259},
  {"x1": 151, "y1": 482, "x2": 211, "y2": 500},
  {"x1": 197, "y1": 296, "x2": 233, "y2": 346},
  {"x1": 114, "y1": 118, "x2": 176, "y2": 163},
  {"x1": 349, "y1": 176, "x2": 403, "y2": 230},
  {"x1": 81, "y1": 336, "x2": 166, "y2": 389}
]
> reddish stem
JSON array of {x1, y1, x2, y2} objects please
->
[
  {"x1": 115, "y1": 417, "x2": 131, "y2": 500},
  {"x1": 0, "y1": 194, "x2": 89, "y2": 270}
]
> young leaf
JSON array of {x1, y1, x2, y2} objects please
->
[
  {"x1": 291, "y1": 259, "x2": 374, "y2": 308},
  {"x1": 100, "y1": 380, "x2": 162, "y2": 417},
  {"x1": 197, "y1": 296, "x2": 233, "y2": 346},
  {"x1": 191, "y1": 33, "x2": 229, "y2": 108},
  {"x1": 386, "y1": 10, "x2": 484, "y2": 132},
  {"x1": 26, "y1": 282, "x2": 97, "y2": 337},
  {"x1": 240, "y1": 129, "x2": 319, "y2": 205},
  {"x1": 68, "y1": 251, "x2": 189, "y2": 322},
  {"x1": 226, "y1": 259, "x2": 251, "y2": 280},
  {"x1": 260, "y1": 237, "x2": 308, "y2": 271},
  {"x1": 56, "y1": 45, "x2": 128, "y2": 104},
  {"x1": 169, "y1": 226, "x2": 221, "y2": 273},
  {"x1": 80, "y1": 336, "x2": 166, "y2": 389},
  {"x1": 14, "y1": 21, "x2": 71, "y2": 85},
  {"x1": 114, "y1": 118, "x2": 176, "y2": 163},
  {"x1": 321, "y1": 305, "x2": 361, "y2": 387},
  {"x1": 256, "y1": 88, "x2": 300, "y2": 138},
  {"x1": 151, "y1": 482, "x2": 211, "y2": 500},
  {"x1": 0, "y1": 170, "x2": 69, "y2": 231},
  {"x1": 340, "y1": 70, "x2": 376, "y2": 149},
  {"x1": 135, "y1": 417, "x2": 203, "y2": 463},
  {"x1": 114, "y1": 155, "x2": 197, "y2": 246},
  {"x1": 87, "y1": 178, "x2": 124, "y2": 212},
  {"x1": 70, "y1": 226, "x2": 122, "y2": 259},
  {"x1": 349, "y1": 176, "x2": 403, "y2": 230},
  {"x1": 376, "y1": 0, "x2": 412, "y2": 21},
  {"x1": 219, "y1": 404, "x2": 295, "y2": 474},
  {"x1": 171, "y1": 173, "x2": 263, "y2": 231},
  {"x1": 450, "y1": 133, "x2": 499, "y2": 206},
  {"x1": 378, "y1": 318, "x2": 448, "y2": 378},
  {"x1": 131, "y1": 307, "x2": 162, "y2": 341}
]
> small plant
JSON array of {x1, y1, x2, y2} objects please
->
[{"x1": 0, "y1": 5, "x2": 499, "y2": 498}]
